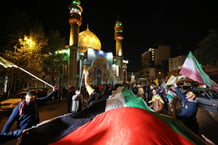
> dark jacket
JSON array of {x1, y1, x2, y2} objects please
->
[
  {"x1": 1, "y1": 91, "x2": 55, "y2": 136},
  {"x1": 175, "y1": 87, "x2": 198, "y2": 118}
]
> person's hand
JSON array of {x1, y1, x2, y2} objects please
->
[
  {"x1": 173, "y1": 82, "x2": 178, "y2": 87},
  {"x1": 22, "y1": 129, "x2": 29, "y2": 134},
  {"x1": 75, "y1": 90, "x2": 80, "y2": 95},
  {"x1": 52, "y1": 86, "x2": 57, "y2": 91}
]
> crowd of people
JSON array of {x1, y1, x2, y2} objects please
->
[
  {"x1": 60, "y1": 78, "x2": 200, "y2": 135},
  {"x1": 0, "y1": 74, "x2": 215, "y2": 144}
]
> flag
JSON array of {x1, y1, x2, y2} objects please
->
[
  {"x1": 154, "y1": 78, "x2": 159, "y2": 86},
  {"x1": 0, "y1": 56, "x2": 17, "y2": 68},
  {"x1": 179, "y1": 51, "x2": 212, "y2": 87},
  {"x1": 17, "y1": 87, "x2": 206, "y2": 145},
  {"x1": 210, "y1": 79, "x2": 218, "y2": 87},
  {"x1": 166, "y1": 75, "x2": 186, "y2": 86},
  {"x1": 210, "y1": 79, "x2": 218, "y2": 93},
  {"x1": 166, "y1": 75, "x2": 177, "y2": 86},
  {"x1": 0, "y1": 56, "x2": 53, "y2": 88}
]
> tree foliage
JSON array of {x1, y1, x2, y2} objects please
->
[
  {"x1": 4, "y1": 32, "x2": 48, "y2": 74},
  {"x1": 1, "y1": 8, "x2": 67, "y2": 90},
  {"x1": 194, "y1": 29, "x2": 218, "y2": 65},
  {"x1": 44, "y1": 30, "x2": 67, "y2": 73}
]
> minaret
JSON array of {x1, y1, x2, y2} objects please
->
[
  {"x1": 68, "y1": 0, "x2": 83, "y2": 85},
  {"x1": 114, "y1": 19, "x2": 127, "y2": 83},
  {"x1": 69, "y1": 0, "x2": 83, "y2": 46},
  {"x1": 114, "y1": 20, "x2": 124, "y2": 56}
]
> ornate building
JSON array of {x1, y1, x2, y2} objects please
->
[
  {"x1": 65, "y1": 0, "x2": 128, "y2": 87},
  {"x1": 113, "y1": 20, "x2": 128, "y2": 84}
]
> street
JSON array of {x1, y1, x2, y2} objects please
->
[{"x1": 1, "y1": 99, "x2": 218, "y2": 144}]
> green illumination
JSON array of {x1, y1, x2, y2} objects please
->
[
  {"x1": 72, "y1": 0, "x2": 81, "y2": 5},
  {"x1": 116, "y1": 22, "x2": 122, "y2": 26},
  {"x1": 55, "y1": 48, "x2": 70, "y2": 61},
  {"x1": 65, "y1": 48, "x2": 70, "y2": 57}
]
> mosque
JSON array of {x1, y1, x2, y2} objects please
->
[{"x1": 61, "y1": 0, "x2": 128, "y2": 87}]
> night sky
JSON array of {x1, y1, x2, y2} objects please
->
[{"x1": 1, "y1": 0, "x2": 218, "y2": 72}]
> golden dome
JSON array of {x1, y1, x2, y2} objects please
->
[{"x1": 79, "y1": 26, "x2": 101, "y2": 52}]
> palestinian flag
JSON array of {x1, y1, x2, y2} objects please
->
[{"x1": 18, "y1": 87, "x2": 206, "y2": 145}]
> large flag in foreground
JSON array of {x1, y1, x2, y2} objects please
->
[
  {"x1": 17, "y1": 87, "x2": 206, "y2": 145},
  {"x1": 179, "y1": 51, "x2": 212, "y2": 87}
]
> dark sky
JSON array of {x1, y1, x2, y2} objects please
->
[{"x1": 1, "y1": 0, "x2": 218, "y2": 72}]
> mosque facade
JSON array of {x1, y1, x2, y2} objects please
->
[{"x1": 63, "y1": 0, "x2": 128, "y2": 87}]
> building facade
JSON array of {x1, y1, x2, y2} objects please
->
[
  {"x1": 140, "y1": 45, "x2": 170, "y2": 82},
  {"x1": 63, "y1": 0, "x2": 128, "y2": 87}
]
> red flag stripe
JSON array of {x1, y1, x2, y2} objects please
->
[
  {"x1": 180, "y1": 66, "x2": 204, "y2": 83},
  {"x1": 50, "y1": 107, "x2": 198, "y2": 145}
]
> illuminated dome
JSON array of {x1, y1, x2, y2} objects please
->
[{"x1": 79, "y1": 26, "x2": 101, "y2": 52}]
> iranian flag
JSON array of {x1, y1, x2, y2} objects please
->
[
  {"x1": 179, "y1": 51, "x2": 212, "y2": 87},
  {"x1": 17, "y1": 87, "x2": 206, "y2": 145}
]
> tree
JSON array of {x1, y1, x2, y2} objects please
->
[
  {"x1": 4, "y1": 33, "x2": 48, "y2": 73},
  {"x1": 3, "y1": 30, "x2": 49, "y2": 90},
  {"x1": 194, "y1": 29, "x2": 218, "y2": 65},
  {"x1": 44, "y1": 30, "x2": 67, "y2": 86}
]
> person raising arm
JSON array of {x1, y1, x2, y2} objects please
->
[
  {"x1": 0, "y1": 87, "x2": 57, "y2": 143},
  {"x1": 173, "y1": 82, "x2": 199, "y2": 135}
]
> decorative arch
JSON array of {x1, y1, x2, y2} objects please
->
[{"x1": 89, "y1": 56, "x2": 109, "y2": 86}]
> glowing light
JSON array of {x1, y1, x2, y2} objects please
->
[
  {"x1": 72, "y1": 0, "x2": 81, "y2": 5},
  {"x1": 55, "y1": 48, "x2": 70, "y2": 60},
  {"x1": 18, "y1": 36, "x2": 36, "y2": 52},
  {"x1": 123, "y1": 60, "x2": 128, "y2": 64},
  {"x1": 70, "y1": 8, "x2": 81, "y2": 15},
  {"x1": 98, "y1": 50, "x2": 104, "y2": 55}
]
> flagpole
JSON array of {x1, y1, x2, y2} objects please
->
[
  {"x1": 18, "y1": 66, "x2": 54, "y2": 88},
  {"x1": 79, "y1": 72, "x2": 84, "y2": 91}
]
